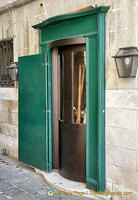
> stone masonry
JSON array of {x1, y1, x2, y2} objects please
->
[{"x1": 0, "y1": 86, "x2": 18, "y2": 159}]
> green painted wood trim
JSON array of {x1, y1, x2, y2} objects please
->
[
  {"x1": 40, "y1": 14, "x2": 97, "y2": 43},
  {"x1": 42, "y1": 44, "x2": 52, "y2": 172},
  {"x1": 48, "y1": 48, "x2": 52, "y2": 172},
  {"x1": 86, "y1": 35, "x2": 98, "y2": 191},
  {"x1": 33, "y1": 6, "x2": 109, "y2": 29},
  {"x1": 86, "y1": 13, "x2": 106, "y2": 191},
  {"x1": 44, "y1": 53, "x2": 49, "y2": 172},
  {"x1": 97, "y1": 13, "x2": 106, "y2": 191}
]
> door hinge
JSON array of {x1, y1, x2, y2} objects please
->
[
  {"x1": 42, "y1": 63, "x2": 51, "y2": 66},
  {"x1": 46, "y1": 63, "x2": 51, "y2": 66}
]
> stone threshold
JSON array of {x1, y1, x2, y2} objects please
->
[{"x1": 35, "y1": 169, "x2": 111, "y2": 200}]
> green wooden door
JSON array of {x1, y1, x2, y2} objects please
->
[{"x1": 18, "y1": 54, "x2": 51, "y2": 171}]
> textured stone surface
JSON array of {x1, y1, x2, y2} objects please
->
[
  {"x1": 0, "y1": 112, "x2": 13, "y2": 124},
  {"x1": 0, "y1": 84, "x2": 18, "y2": 159},
  {"x1": 0, "y1": 134, "x2": 18, "y2": 159},
  {"x1": 137, "y1": 152, "x2": 138, "y2": 172},
  {"x1": 106, "y1": 90, "x2": 138, "y2": 109},
  {"x1": 0, "y1": 155, "x2": 92, "y2": 200},
  {"x1": 106, "y1": 145, "x2": 136, "y2": 170},
  {"x1": 112, "y1": 184, "x2": 138, "y2": 200},
  {"x1": 106, "y1": 164, "x2": 138, "y2": 191},
  {"x1": 0, "y1": 123, "x2": 18, "y2": 138},
  {"x1": 0, "y1": 88, "x2": 18, "y2": 100},
  {"x1": 106, "y1": 182, "x2": 112, "y2": 192},
  {"x1": 106, "y1": 127, "x2": 138, "y2": 151},
  {"x1": 137, "y1": 111, "x2": 138, "y2": 130},
  {"x1": 13, "y1": 113, "x2": 18, "y2": 126},
  {"x1": 0, "y1": 100, "x2": 18, "y2": 113},
  {"x1": 106, "y1": 108, "x2": 137, "y2": 130}
]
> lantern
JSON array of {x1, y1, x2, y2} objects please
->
[{"x1": 113, "y1": 47, "x2": 138, "y2": 78}]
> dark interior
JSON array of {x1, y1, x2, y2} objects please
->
[{"x1": 58, "y1": 44, "x2": 86, "y2": 182}]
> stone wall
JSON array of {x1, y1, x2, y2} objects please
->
[
  {"x1": 104, "y1": 0, "x2": 138, "y2": 199},
  {"x1": 0, "y1": 85, "x2": 18, "y2": 159},
  {"x1": 0, "y1": 0, "x2": 138, "y2": 199}
]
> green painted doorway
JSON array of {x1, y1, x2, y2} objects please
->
[{"x1": 19, "y1": 6, "x2": 109, "y2": 192}]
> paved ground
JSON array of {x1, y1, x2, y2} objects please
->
[{"x1": 0, "y1": 155, "x2": 91, "y2": 200}]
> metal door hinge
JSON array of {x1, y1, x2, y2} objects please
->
[
  {"x1": 46, "y1": 63, "x2": 51, "y2": 66},
  {"x1": 42, "y1": 63, "x2": 51, "y2": 66}
]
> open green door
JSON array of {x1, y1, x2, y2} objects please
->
[{"x1": 18, "y1": 53, "x2": 52, "y2": 171}]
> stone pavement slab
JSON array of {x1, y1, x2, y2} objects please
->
[
  {"x1": 1, "y1": 186, "x2": 24, "y2": 199},
  {"x1": 0, "y1": 155, "x2": 92, "y2": 200},
  {"x1": 0, "y1": 179, "x2": 13, "y2": 190}
]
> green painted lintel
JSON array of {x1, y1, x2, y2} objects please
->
[{"x1": 32, "y1": 6, "x2": 110, "y2": 29}]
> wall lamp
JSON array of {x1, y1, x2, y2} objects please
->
[
  {"x1": 7, "y1": 62, "x2": 18, "y2": 81},
  {"x1": 113, "y1": 47, "x2": 138, "y2": 78}
]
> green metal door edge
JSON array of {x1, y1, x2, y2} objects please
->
[
  {"x1": 47, "y1": 49, "x2": 52, "y2": 172},
  {"x1": 38, "y1": 41, "x2": 52, "y2": 172},
  {"x1": 44, "y1": 53, "x2": 48, "y2": 171},
  {"x1": 44, "y1": 47, "x2": 52, "y2": 172},
  {"x1": 32, "y1": 6, "x2": 110, "y2": 191}
]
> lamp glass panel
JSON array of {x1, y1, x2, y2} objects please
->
[
  {"x1": 116, "y1": 57, "x2": 132, "y2": 77},
  {"x1": 131, "y1": 55, "x2": 138, "y2": 77}
]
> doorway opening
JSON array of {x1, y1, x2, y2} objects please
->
[{"x1": 51, "y1": 38, "x2": 86, "y2": 183}]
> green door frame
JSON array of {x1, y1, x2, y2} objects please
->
[{"x1": 33, "y1": 6, "x2": 109, "y2": 191}]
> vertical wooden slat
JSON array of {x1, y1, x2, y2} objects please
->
[
  {"x1": 61, "y1": 53, "x2": 64, "y2": 120},
  {"x1": 63, "y1": 49, "x2": 73, "y2": 122},
  {"x1": 81, "y1": 63, "x2": 86, "y2": 101},
  {"x1": 76, "y1": 64, "x2": 82, "y2": 123}
]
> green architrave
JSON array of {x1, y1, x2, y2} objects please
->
[
  {"x1": 34, "y1": 6, "x2": 109, "y2": 192},
  {"x1": 19, "y1": 6, "x2": 109, "y2": 192}
]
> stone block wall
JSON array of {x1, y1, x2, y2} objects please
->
[
  {"x1": 0, "y1": 86, "x2": 18, "y2": 159},
  {"x1": 0, "y1": 0, "x2": 138, "y2": 198},
  {"x1": 104, "y1": 0, "x2": 138, "y2": 198}
]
